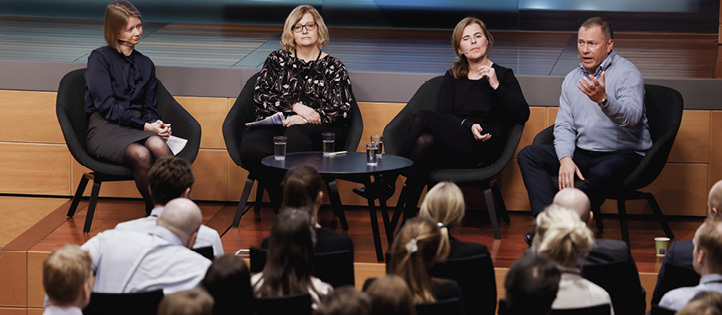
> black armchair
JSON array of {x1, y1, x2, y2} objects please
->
[
  {"x1": 415, "y1": 298, "x2": 464, "y2": 315},
  {"x1": 223, "y1": 72, "x2": 363, "y2": 228},
  {"x1": 581, "y1": 261, "x2": 646, "y2": 315},
  {"x1": 429, "y1": 253, "x2": 497, "y2": 315},
  {"x1": 254, "y1": 293, "x2": 312, "y2": 315},
  {"x1": 531, "y1": 84, "x2": 682, "y2": 242},
  {"x1": 57, "y1": 68, "x2": 201, "y2": 233},
  {"x1": 83, "y1": 289, "x2": 164, "y2": 315},
  {"x1": 249, "y1": 246, "x2": 355, "y2": 287},
  {"x1": 383, "y1": 76, "x2": 523, "y2": 239}
]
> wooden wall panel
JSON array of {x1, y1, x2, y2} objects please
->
[
  {"x1": 0, "y1": 143, "x2": 71, "y2": 195},
  {"x1": 0, "y1": 251, "x2": 27, "y2": 307},
  {"x1": 356, "y1": 102, "x2": 405, "y2": 152},
  {"x1": 546, "y1": 107, "x2": 559, "y2": 125},
  {"x1": 26, "y1": 252, "x2": 48, "y2": 308},
  {"x1": 667, "y1": 110, "x2": 709, "y2": 163},
  {"x1": 0, "y1": 308, "x2": 27, "y2": 315},
  {"x1": 227, "y1": 158, "x2": 253, "y2": 203},
  {"x1": 514, "y1": 107, "x2": 547, "y2": 158},
  {"x1": 176, "y1": 96, "x2": 228, "y2": 149},
  {"x1": 710, "y1": 111, "x2": 722, "y2": 187},
  {"x1": 0, "y1": 91, "x2": 62, "y2": 143},
  {"x1": 500, "y1": 162, "x2": 530, "y2": 211},
  {"x1": 190, "y1": 149, "x2": 228, "y2": 201},
  {"x1": 28, "y1": 308, "x2": 44, "y2": 315}
]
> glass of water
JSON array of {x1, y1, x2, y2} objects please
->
[
  {"x1": 366, "y1": 142, "x2": 379, "y2": 166},
  {"x1": 370, "y1": 135, "x2": 383, "y2": 158},
  {"x1": 274, "y1": 136, "x2": 287, "y2": 160},
  {"x1": 322, "y1": 132, "x2": 335, "y2": 157}
]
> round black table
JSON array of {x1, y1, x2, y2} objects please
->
[{"x1": 262, "y1": 151, "x2": 412, "y2": 261}]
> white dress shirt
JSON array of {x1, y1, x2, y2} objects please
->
[
  {"x1": 81, "y1": 226, "x2": 211, "y2": 294},
  {"x1": 43, "y1": 306, "x2": 82, "y2": 315},
  {"x1": 552, "y1": 269, "x2": 615, "y2": 314},
  {"x1": 659, "y1": 273, "x2": 722, "y2": 311},
  {"x1": 115, "y1": 207, "x2": 224, "y2": 258}
]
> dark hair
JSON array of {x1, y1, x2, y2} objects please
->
[
  {"x1": 104, "y1": 0, "x2": 141, "y2": 52},
  {"x1": 503, "y1": 254, "x2": 561, "y2": 315},
  {"x1": 157, "y1": 288, "x2": 213, "y2": 315},
  {"x1": 388, "y1": 217, "x2": 440, "y2": 304},
  {"x1": 202, "y1": 254, "x2": 254, "y2": 315},
  {"x1": 282, "y1": 166, "x2": 324, "y2": 211},
  {"x1": 254, "y1": 208, "x2": 317, "y2": 297},
  {"x1": 149, "y1": 157, "x2": 194, "y2": 205},
  {"x1": 365, "y1": 275, "x2": 416, "y2": 315},
  {"x1": 316, "y1": 286, "x2": 372, "y2": 315},
  {"x1": 581, "y1": 16, "x2": 613, "y2": 40}
]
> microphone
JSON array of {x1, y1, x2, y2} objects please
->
[{"x1": 117, "y1": 38, "x2": 129, "y2": 42}]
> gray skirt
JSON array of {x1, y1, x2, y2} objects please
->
[{"x1": 86, "y1": 111, "x2": 158, "y2": 164}]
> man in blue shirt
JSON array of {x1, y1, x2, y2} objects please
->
[{"x1": 517, "y1": 17, "x2": 652, "y2": 223}]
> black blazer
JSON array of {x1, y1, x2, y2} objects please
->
[
  {"x1": 651, "y1": 239, "x2": 694, "y2": 305},
  {"x1": 447, "y1": 237, "x2": 490, "y2": 259},
  {"x1": 261, "y1": 227, "x2": 354, "y2": 255}
]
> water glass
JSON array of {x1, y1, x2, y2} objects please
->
[
  {"x1": 370, "y1": 135, "x2": 383, "y2": 158},
  {"x1": 322, "y1": 132, "x2": 335, "y2": 157},
  {"x1": 366, "y1": 142, "x2": 379, "y2": 166},
  {"x1": 274, "y1": 136, "x2": 287, "y2": 160}
]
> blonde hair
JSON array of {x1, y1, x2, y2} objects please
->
[
  {"x1": 677, "y1": 291, "x2": 722, "y2": 315},
  {"x1": 696, "y1": 219, "x2": 722, "y2": 273},
  {"x1": 419, "y1": 182, "x2": 465, "y2": 260},
  {"x1": 450, "y1": 17, "x2": 494, "y2": 79},
  {"x1": 43, "y1": 245, "x2": 92, "y2": 305},
  {"x1": 157, "y1": 288, "x2": 214, "y2": 315},
  {"x1": 104, "y1": 0, "x2": 142, "y2": 53},
  {"x1": 388, "y1": 217, "x2": 440, "y2": 304},
  {"x1": 533, "y1": 205, "x2": 594, "y2": 267},
  {"x1": 281, "y1": 5, "x2": 329, "y2": 52}
]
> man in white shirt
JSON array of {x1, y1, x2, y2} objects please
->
[
  {"x1": 42, "y1": 245, "x2": 93, "y2": 315},
  {"x1": 115, "y1": 156, "x2": 224, "y2": 258},
  {"x1": 82, "y1": 198, "x2": 212, "y2": 294}
]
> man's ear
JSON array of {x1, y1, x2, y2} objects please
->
[
  {"x1": 186, "y1": 231, "x2": 198, "y2": 249},
  {"x1": 181, "y1": 187, "x2": 191, "y2": 199},
  {"x1": 588, "y1": 211, "x2": 594, "y2": 225}
]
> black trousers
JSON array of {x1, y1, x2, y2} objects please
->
[
  {"x1": 240, "y1": 124, "x2": 346, "y2": 204},
  {"x1": 517, "y1": 144, "x2": 642, "y2": 216}
]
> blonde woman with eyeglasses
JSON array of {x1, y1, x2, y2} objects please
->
[{"x1": 240, "y1": 5, "x2": 353, "y2": 206}]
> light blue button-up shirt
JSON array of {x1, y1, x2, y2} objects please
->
[
  {"x1": 554, "y1": 50, "x2": 652, "y2": 160},
  {"x1": 659, "y1": 273, "x2": 722, "y2": 310}
]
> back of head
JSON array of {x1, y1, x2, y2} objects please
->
[
  {"x1": 709, "y1": 180, "x2": 722, "y2": 219},
  {"x1": 504, "y1": 254, "x2": 561, "y2": 315},
  {"x1": 43, "y1": 245, "x2": 93, "y2": 307},
  {"x1": 533, "y1": 205, "x2": 594, "y2": 267},
  {"x1": 157, "y1": 288, "x2": 213, "y2": 315},
  {"x1": 202, "y1": 254, "x2": 253, "y2": 315},
  {"x1": 257, "y1": 208, "x2": 316, "y2": 297},
  {"x1": 552, "y1": 188, "x2": 591, "y2": 222},
  {"x1": 282, "y1": 166, "x2": 324, "y2": 212},
  {"x1": 695, "y1": 219, "x2": 722, "y2": 274},
  {"x1": 389, "y1": 217, "x2": 441, "y2": 304},
  {"x1": 104, "y1": 0, "x2": 141, "y2": 52},
  {"x1": 316, "y1": 286, "x2": 372, "y2": 315},
  {"x1": 156, "y1": 198, "x2": 202, "y2": 245},
  {"x1": 677, "y1": 291, "x2": 722, "y2": 315},
  {"x1": 365, "y1": 275, "x2": 416, "y2": 315},
  {"x1": 149, "y1": 157, "x2": 194, "y2": 205},
  {"x1": 419, "y1": 182, "x2": 465, "y2": 260}
]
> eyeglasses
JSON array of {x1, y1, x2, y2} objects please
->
[{"x1": 293, "y1": 22, "x2": 316, "y2": 33}]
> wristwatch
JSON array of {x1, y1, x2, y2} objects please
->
[{"x1": 600, "y1": 97, "x2": 608, "y2": 108}]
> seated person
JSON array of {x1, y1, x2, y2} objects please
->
[
  {"x1": 503, "y1": 254, "x2": 561, "y2": 315},
  {"x1": 81, "y1": 198, "x2": 211, "y2": 293},
  {"x1": 42, "y1": 245, "x2": 93, "y2": 315},
  {"x1": 659, "y1": 219, "x2": 722, "y2": 311},
  {"x1": 533, "y1": 205, "x2": 613, "y2": 313},
  {"x1": 676, "y1": 291, "x2": 722, "y2": 315},
  {"x1": 364, "y1": 275, "x2": 415, "y2": 315},
  {"x1": 315, "y1": 286, "x2": 372, "y2": 315},
  {"x1": 202, "y1": 254, "x2": 254, "y2": 315},
  {"x1": 157, "y1": 288, "x2": 214, "y2": 315},
  {"x1": 240, "y1": 4, "x2": 352, "y2": 205},
  {"x1": 251, "y1": 208, "x2": 333, "y2": 309},
  {"x1": 376, "y1": 217, "x2": 463, "y2": 305},
  {"x1": 261, "y1": 166, "x2": 353, "y2": 254},
  {"x1": 115, "y1": 156, "x2": 224, "y2": 258}
]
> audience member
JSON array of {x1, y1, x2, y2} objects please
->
[
  {"x1": 157, "y1": 288, "x2": 214, "y2": 315},
  {"x1": 251, "y1": 208, "x2": 333, "y2": 309},
  {"x1": 676, "y1": 291, "x2": 722, "y2": 315},
  {"x1": 315, "y1": 286, "x2": 372, "y2": 315},
  {"x1": 115, "y1": 156, "x2": 224, "y2": 258},
  {"x1": 81, "y1": 198, "x2": 211, "y2": 293},
  {"x1": 659, "y1": 219, "x2": 722, "y2": 311},
  {"x1": 652, "y1": 179, "x2": 722, "y2": 304},
  {"x1": 202, "y1": 254, "x2": 253, "y2": 315},
  {"x1": 42, "y1": 245, "x2": 93, "y2": 315},
  {"x1": 384, "y1": 217, "x2": 463, "y2": 304},
  {"x1": 533, "y1": 205, "x2": 613, "y2": 313},
  {"x1": 503, "y1": 254, "x2": 561, "y2": 315},
  {"x1": 365, "y1": 275, "x2": 416, "y2": 315},
  {"x1": 261, "y1": 166, "x2": 353, "y2": 254}
]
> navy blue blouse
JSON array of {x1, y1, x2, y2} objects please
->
[{"x1": 85, "y1": 45, "x2": 160, "y2": 129}]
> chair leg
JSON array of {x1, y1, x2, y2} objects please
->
[
  {"x1": 389, "y1": 183, "x2": 408, "y2": 233},
  {"x1": 485, "y1": 188, "x2": 501, "y2": 239},
  {"x1": 644, "y1": 192, "x2": 675, "y2": 239},
  {"x1": 83, "y1": 179, "x2": 102, "y2": 234},
  {"x1": 327, "y1": 180, "x2": 349, "y2": 231},
  {"x1": 232, "y1": 176, "x2": 256, "y2": 227},
  {"x1": 68, "y1": 173, "x2": 91, "y2": 217},
  {"x1": 254, "y1": 183, "x2": 265, "y2": 214},
  {"x1": 490, "y1": 181, "x2": 510, "y2": 224},
  {"x1": 617, "y1": 199, "x2": 630, "y2": 243}
]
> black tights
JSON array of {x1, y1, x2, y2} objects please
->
[
  {"x1": 123, "y1": 136, "x2": 173, "y2": 212},
  {"x1": 398, "y1": 115, "x2": 441, "y2": 219}
]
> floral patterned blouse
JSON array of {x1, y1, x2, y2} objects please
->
[{"x1": 253, "y1": 49, "x2": 353, "y2": 131}]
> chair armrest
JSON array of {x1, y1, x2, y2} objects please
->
[{"x1": 532, "y1": 125, "x2": 554, "y2": 145}]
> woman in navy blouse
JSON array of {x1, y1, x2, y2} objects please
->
[{"x1": 85, "y1": 0, "x2": 172, "y2": 212}]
